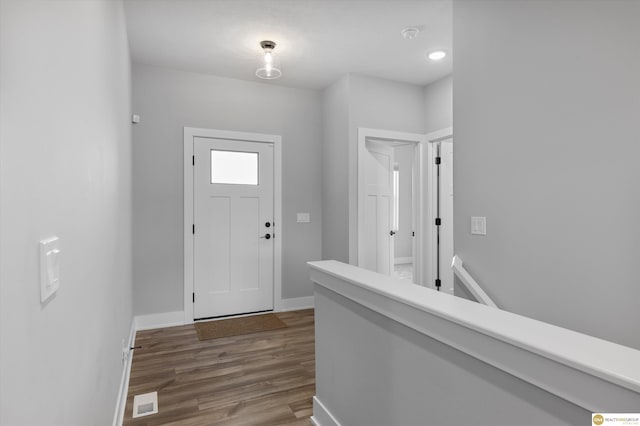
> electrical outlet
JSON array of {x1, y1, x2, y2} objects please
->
[{"x1": 122, "y1": 339, "x2": 129, "y2": 362}]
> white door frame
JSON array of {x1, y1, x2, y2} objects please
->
[
  {"x1": 357, "y1": 127, "x2": 427, "y2": 285},
  {"x1": 425, "y1": 127, "x2": 453, "y2": 290},
  {"x1": 183, "y1": 127, "x2": 283, "y2": 324}
]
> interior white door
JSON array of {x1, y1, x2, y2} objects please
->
[
  {"x1": 363, "y1": 140, "x2": 394, "y2": 275},
  {"x1": 439, "y1": 139, "x2": 454, "y2": 293},
  {"x1": 193, "y1": 137, "x2": 274, "y2": 318}
]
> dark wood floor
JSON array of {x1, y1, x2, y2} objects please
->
[{"x1": 123, "y1": 309, "x2": 315, "y2": 426}]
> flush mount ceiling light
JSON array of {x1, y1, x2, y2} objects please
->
[
  {"x1": 428, "y1": 50, "x2": 447, "y2": 61},
  {"x1": 401, "y1": 27, "x2": 420, "y2": 40},
  {"x1": 256, "y1": 40, "x2": 282, "y2": 80}
]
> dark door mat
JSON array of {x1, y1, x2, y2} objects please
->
[{"x1": 194, "y1": 313, "x2": 288, "y2": 341}]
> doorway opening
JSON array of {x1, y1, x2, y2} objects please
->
[
  {"x1": 391, "y1": 143, "x2": 417, "y2": 282},
  {"x1": 356, "y1": 127, "x2": 453, "y2": 293},
  {"x1": 357, "y1": 128, "x2": 426, "y2": 286}
]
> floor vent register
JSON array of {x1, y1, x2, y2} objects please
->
[{"x1": 132, "y1": 391, "x2": 158, "y2": 418}]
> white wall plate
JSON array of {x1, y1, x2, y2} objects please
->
[
  {"x1": 40, "y1": 236, "x2": 60, "y2": 303},
  {"x1": 470, "y1": 217, "x2": 486, "y2": 236},
  {"x1": 297, "y1": 213, "x2": 310, "y2": 223}
]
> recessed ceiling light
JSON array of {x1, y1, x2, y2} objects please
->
[
  {"x1": 401, "y1": 27, "x2": 420, "y2": 40},
  {"x1": 428, "y1": 50, "x2": 446, "y2": 61}
]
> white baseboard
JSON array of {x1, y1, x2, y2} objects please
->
[
  {"x1": 311, "y1": 396, "x2": 341, "y2": 426},
  {"x1": 133, "y1": 298, "x2": 313, "y2": 332},
  {"x1": 279, "y1": 296, "x2": 314, "y2": 312},
  {"x1": 113, "y1": 319, "x2": 136, "y2": 426},
  {"x1": 133, "y1": 300, "x2": 313, "y2": 331},
  {"x1": 134, "y1": 310, "x2": 185, "y2": 331},
  {"x1": 394, "y1": 257, "x2": 413, "y2": 265}
]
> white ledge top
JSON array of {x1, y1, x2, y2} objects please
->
[{"x1": 308, "y1": 260, "x2": 640, "y2": 394}]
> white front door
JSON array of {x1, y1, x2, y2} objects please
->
[
  {"x1": 363, "y1": 140, "x2": 395, "y2": 275},
  {"x1": 193, "y1": 137, "x2": 274, "y2": 318}
]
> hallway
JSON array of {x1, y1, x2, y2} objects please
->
[{"x1": 124, "y1": 310, "x2": 315, "y2": 425}]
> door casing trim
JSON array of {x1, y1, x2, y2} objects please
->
[
  {"x1": 354, "y1": 127, "x2": 453, "y2": 287},
  {"x1": 425, "y1": 127, "x2": 453, "y2": 292},
  {"x1": 183, "y1": 127, "x2": 283, "y2": 324},
  {"x1": 355, "y1": 127, "x2": 427, "y2": 285}
]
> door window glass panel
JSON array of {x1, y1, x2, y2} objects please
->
[{"x1": 211, "y1": 150, "x2": 258, "y2": 185}]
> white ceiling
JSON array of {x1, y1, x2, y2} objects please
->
[{"x1": 123, "y1": 0, "x2": 452, "y2": 90}]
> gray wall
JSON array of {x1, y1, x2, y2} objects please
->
[
  {"x1": 347, "y1": 74, "x2": 426, "y2": 263},
  {"x1": 453, "y1": 0, "x2": 640, "y2": 349},
  {"x1": 424, "y1": 74, "x2": 453, "y2": 133},
  {"x1": 314, "y1": 286, "x2": 587, "y2": 426},
  {"x1": 132, "y1": 64, "x2": 323, "y2": 315},
  {"x1": 394, "y1": 144, "x2": 415, "y2": 259},
  {"x1": 321, "y1": 76, "x2": 350, "y2": 263},
  {"x1": 321, "y1": 73, "x2": 426, "y2": 264},
  {"x1": 0, "y1": 1, "x2": 133, "y2": 424}
]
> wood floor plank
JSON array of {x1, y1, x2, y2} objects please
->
[{"x1": 123, "y1": 309, "x2": 315, "y2": 425}]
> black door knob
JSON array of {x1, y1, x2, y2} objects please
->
[
  {"x1": 390, "y1": 230, "x2": 396, "y2": 236},
  {"x1": 264, "y1": 234, "x2": 271, "y2": 240},
  {"x1": 265, "y1": 222, "x2": 271, "y2": 228}
]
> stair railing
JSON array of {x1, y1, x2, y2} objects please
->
[{"x1": 451, "y1": 255, "x2": 498, "y2": 309}]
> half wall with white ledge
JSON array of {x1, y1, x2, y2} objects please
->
[{"x1": 309, "y1": 260, "x2": 640, "y2": 426}]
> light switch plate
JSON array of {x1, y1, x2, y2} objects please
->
[
  {"x1": 297, "y1": 213, "x2": 310, "y2": 223},
  {"x1": 471, "y1": 217, "x2": 486, "y2": 235},
  {"x1": 40, "y1": 236, "x2": 60, "y2": 303}
]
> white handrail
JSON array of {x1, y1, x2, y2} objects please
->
[
  {"x1": 451, "y1": 255, "x2": 498, "y2": 309},
  {"x1": 309, "y1": 260, "x2": 640, "y2": 417}
]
